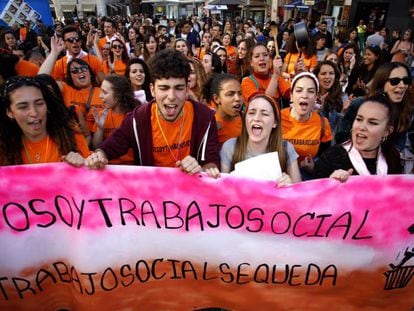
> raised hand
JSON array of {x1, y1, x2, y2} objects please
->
[{"x1": 93, "y1": 107, "x2": 109, "y2": 129}]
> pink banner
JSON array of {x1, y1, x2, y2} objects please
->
[{"x1": 0, "y1": 164, "x2": 413, "y2": 310}]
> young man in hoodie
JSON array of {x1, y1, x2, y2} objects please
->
[{"x1": 86, "y1": 49, "x2": 220, "y2": 177}]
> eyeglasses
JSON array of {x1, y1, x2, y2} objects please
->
[
  {"x1": 70, "y1": 65, "x2": 89, "y2": 74},
  {"x1": 387, "y1": 77, "x2": 411, "y2": 86},
  {"x1": 112, "y1": 44, "x2": 124, "y2": 50},
  {"x1": 65, "y1": 37, "x2": 81, "y2": 43}
]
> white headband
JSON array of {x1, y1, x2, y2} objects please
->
[{"x1": 291, "y1": 71, "x2": 319, "y2": 93}]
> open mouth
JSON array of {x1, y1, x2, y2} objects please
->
[
  {"x1": 78, "y1": 74, "x2": 87, "y2": 82},
  {"x1": 299, "y1": 101, "x2": 309, "y2": 108},
  {"x1": 233, "y1": 104, "x2": 241, "y2": 112},
  {"x1": 354, "y1": 133, "x2": 367, "y2": 144},
  {"x1": 251, "y1": 124, "x2": 263, "y2": 136},
  {"x1": 164, "y1": 104, "x2": 178, "y2": 117},
  {"x1": 29, "y1": 119, "x2": 42, "y2": 131}
]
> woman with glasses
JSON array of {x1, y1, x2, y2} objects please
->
[
  {"x1": 0, "y1": 76, "x2": 90, "y2": 166},
  {"x1": 39, "y1": 36, "x2": 104, "y2": 144},
  {"x1": 101, "y1": 39, "x2": 129, "y2": 76},
  {"x1": 55, "y1": 25, "x2": 104, "y2": 83},
  {"x1": 336, "y1": 62, "x2": 414, "y2": 174},
  {"x1": 314, "y1": 95, "x2": 402, "y2": 181}
]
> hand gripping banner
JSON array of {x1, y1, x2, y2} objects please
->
[{"x1": 0, "y1": 164, "x2": 413, "y2": 310}]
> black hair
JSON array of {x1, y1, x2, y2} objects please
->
[
  {"x1": 0, "y1": 53, "x2": 18, "y2": 84},
  {"x1": 61, "y1": 25, "x2": 79, "y2": 40},
  {"x1": 125, "y1": 58, "x2": 153, "y2": 102},
  {"x1": 0, "y1": 76, "x2": 80, "y2": 165},
  {"x1": 65, "y1": 58, "x2": 98, "y2": 89},
  {"x1": 357, "y1": 94, "x2": 401, "y2": 171},
  {"x1": 147, "y1": 49, "x2": 190, "y2": 84},
  {"x1": 104, "y1": 19, "x2": 117, "y2": 29}
]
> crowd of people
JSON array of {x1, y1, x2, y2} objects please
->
[{"x1": 0, "y1": 13, "x2": 413, "y2": 184}]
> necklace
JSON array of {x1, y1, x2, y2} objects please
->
[
  {"x1": 22, "y1": 136, "x2": 50, "y2": 163},
  {"x1": 155, "y1": 106, "x2": 185, "y2": 162}
]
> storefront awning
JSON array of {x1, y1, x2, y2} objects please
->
[
  {"x1": 204, "y1": 4, "x2": 228, "y2": 10},
  {"x1": 61, "y1": 4, "x2": 76, "y2": 12},
  {"x1": 284, "y1": 0, "x2": 314, "y2": 9},
  {"x1": 81, "y1": 4, "x2": 96, "y2": 12},
  {"x1": 209, "y1": 0, "x2": 244, "y2": 5}
]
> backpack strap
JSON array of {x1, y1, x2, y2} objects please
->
[{"x1": 247, "y1": 74, "x2": 261, "y2": 90}]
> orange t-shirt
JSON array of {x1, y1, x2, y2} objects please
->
[
  {"x1": 241, "y1": 73, "x2": 291, "y2": 105},
  {"x1": 281, "y1": 108, "x2": 332, "y2": 161},
  {"x1": 61, "y1": 83, "x2": 104, "y2": 131},
  {"x1": 195, "y1": 47, "x2": 207, "y2": 61},
  {"x1": 226, "y1": 45, "x2": 237, "y2": 75},
  {"x1": 103, "y1": 59, "x2": 127, "y2": 76},
  {"x1": 98, "y1": 36, "x2": 123, "y2": 54},
  {"x1": 15, "y1": 60, "x2": 39, "y2": 77},
  {"x1": 215, "y1": 113, "x2": 242, "y2": 145},
  {"x1": 151, "y1": 102, "x2": 194, "y2": 167},
  {"x1": 284, "y1": 53, "x2": 318, "y2": 75},
  {"x1": 52, "y1": 54, "x2": 102, "y2": 81},
  {"x1": 21, "y1": 133, "x2": 90, "y2": 164},
  {"x1": 92, "y1": 109, "x2": 134, "y2": 165}
]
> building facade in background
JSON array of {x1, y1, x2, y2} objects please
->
[{"x1": 48, "y1": 0, "x2": 414, "y2": 33}]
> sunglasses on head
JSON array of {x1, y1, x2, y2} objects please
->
[
  {"x1": 112, "y1": 44, "x2": 124, "y2": 49},
  {"x1": 65, "y1": 37, "x2": 81, "y2": 43},
  {"x1": 387, "y1": 77, "x2": 411, "y2": 86},
  {"x1": 70, "y1": 65, "x2": 88, "y2": 74}
]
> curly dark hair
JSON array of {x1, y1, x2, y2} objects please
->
[
  {"x1": 103, "y1": 75, "x2": 140, "y2": 111},
  {"x1": 147, "y1": 49, "x2": 190, "y2": 84},
  {"x1": 0, "y1": 76, "x2": 80, "y2": 165}
]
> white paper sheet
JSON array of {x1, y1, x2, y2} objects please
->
[{"x1": 230, "y1": 152, "x2": 282, "y2": 181}]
